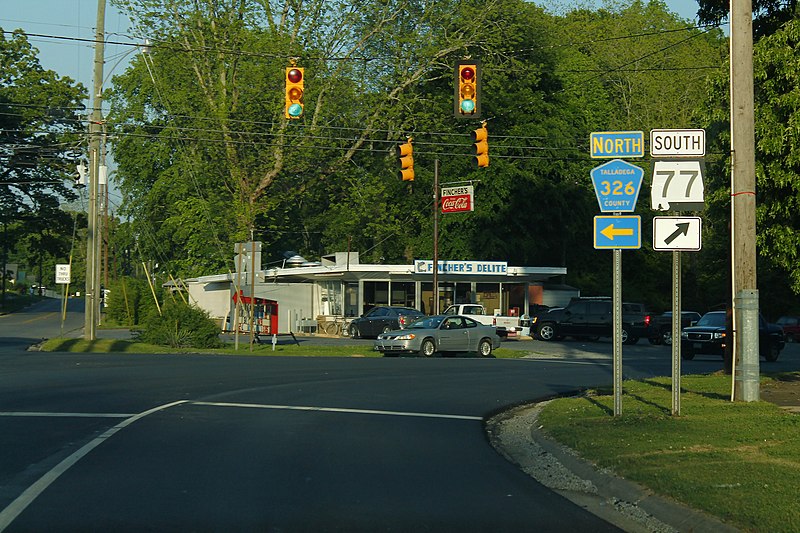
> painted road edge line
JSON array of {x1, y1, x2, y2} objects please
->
[{"x1": 0, "y1": 400, "x2": 188, "y2": 532}]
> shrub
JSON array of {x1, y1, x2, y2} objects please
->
[
  {"x1": 105, "y1": 277, "x2": 161, "y2": 327},
  {"x1": 138, "y1": 301, "x2": 222, "y2": 349}
]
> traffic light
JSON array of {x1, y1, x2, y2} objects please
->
[
  {"x1": 397, "y1": 139, "x2": 414, "y2": 181},
  {"x1": 455, "y1": 61, "x2": 480, "y2": 118},
  {"x1": 285, "y1": 67, "x2": 304, "y2": 119},
  {"x1": 472, "y1": 124, "x2": 489, "y2": 168}
]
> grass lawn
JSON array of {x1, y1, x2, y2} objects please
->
[
  {"x1": 537, "y1": 373, "x2": 800, "y2": 532},
  {"x1": 39, "y1": 337, "x2": 526, "y2": 359}
]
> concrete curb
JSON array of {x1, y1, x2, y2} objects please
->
[{"x1": 487, "y1": 402, "x2": 741, "y2": 533}]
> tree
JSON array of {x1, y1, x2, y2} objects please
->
[{"x1": 0, "y1": 29, "x2": 87, "y2": 289}]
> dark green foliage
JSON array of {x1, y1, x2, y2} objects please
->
[
  {"x1": 138, "y1": 300, "x2": 222, "y2": 349},
  {"x1": 105, "y1": 277, "x2": 159, "y2": 326}
]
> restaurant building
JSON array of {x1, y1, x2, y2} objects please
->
[{"x1": 181, "y1": 250, "x2": 577, "y2": 335}]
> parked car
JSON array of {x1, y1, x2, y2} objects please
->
[
  {"x1": 349, "y1": 306, "x2": 424, "y2": 339},
  {"x1": 776, "y1": 315, "x2": 800, "y2": 343},
  {"x1": 648, "y1": 311, "x2": 703, "y2": 345},
  {"x1": 532, "y1": 297, "x2": 651, "y2": 344},
  {"x1": 373, "y1": 315, "x2": 501, "y2": 357},
  {"x1": 680, "y1": 310, "x2": 785, "y2": 361}
]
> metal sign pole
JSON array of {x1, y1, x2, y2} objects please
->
[
  {"x1": 613, "y1": 245, "x2": 623, "y2": 417},
  {"x1": 672, "y1": 250, "x2": 682, "y2": 415}
]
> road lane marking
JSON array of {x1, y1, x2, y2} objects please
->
[
  {"x1": 0, "y1": 400, "x2": 187, "y2": 532},
  {"x1": 0, "y1": 412, "x2": 135, "y2": 418},
  {"x1": 191, "y1": 401, "x2": 483, "y2": 421}
]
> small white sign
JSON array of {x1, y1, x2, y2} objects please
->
[
  {"x1": 55, "y1": 264, "x2": 71, "y2": 284},
  {"x1": 653, "y1": 217, "x2": 702, "y2": 251},
  {"x1": 650, "y1": 129, "x2": 705, "y2": 157},
  {"x1": 651, "y1": 160, "x2": 705, "y2": 211}
]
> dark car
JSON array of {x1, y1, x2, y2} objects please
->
[
  {"x1": 680, "y1": 311, "x2": 785, "y2": 361},
  {"x1": 776, "y1": 316, "x2": 800, "y2": 343},
  {"x1": 532, "y1": 297, "x2": 651, "y2": 345},
  {"x1": 349, "y1": 306, "x2": 424, "y2": 339},
  {"x1": 648, "y1": 311, "x2": 702, "y2": 345}
]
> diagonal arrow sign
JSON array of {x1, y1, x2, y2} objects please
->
[
  {"x1": 664, "y1": 222, "x2": 690, "y2": 245},
  {"x1": 600, "y1": 224, "x2": 635, "y2": 240}
]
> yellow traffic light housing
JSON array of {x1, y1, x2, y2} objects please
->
[
  {"x1": 472, "y1": 124, "x2": 489, "y2": 168},
  {"x1": 397, "y1": 139, "x2": 414, "y2": 181},
  {"x1": 455, "y1": 60, "x2": 481, "y2": 118},
  {"x1": 285, "y1": 67, "x2": 304, "y2": 119}
]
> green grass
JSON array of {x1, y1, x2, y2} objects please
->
[
  {"x1": 538, "y1": 373, "x2": 800, "y2": 532},
  {"x1": 39, "y1": 337, "x2": 525, "y2": 359}
]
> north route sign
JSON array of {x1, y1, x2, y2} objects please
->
[
  {"x1": 590, "y1": 159, "x2": 644, "y2": 213},
  {"x1": 590, "y1": 131, "x2": 644, "y2": 159}
]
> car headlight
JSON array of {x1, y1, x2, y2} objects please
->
[
  {"x1": 393, "y1": 333, "x2": 416, "y2": 340},
  {"x1": 681, "y1": 331, "x2": 689, "y2": 339},
  {"x1": 713, "y1": 332, "x2": 725, "y2": 340}
]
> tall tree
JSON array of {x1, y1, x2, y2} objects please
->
[{"x1": 0, "y1": 29, "x2": 87, "y2": 287}]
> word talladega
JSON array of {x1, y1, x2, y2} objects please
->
[{"x1": 414, "y1": 260, "x2": 508, "y2": 275}]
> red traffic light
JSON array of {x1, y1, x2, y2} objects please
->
[
  {"x1": 287, "y1": 68, "x2": 303, "y2": 84},
  {"x1": 460, "y1": 67, "x2": 475, "y2": 81}
]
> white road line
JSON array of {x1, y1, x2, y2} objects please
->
[
  {"x1": 0, "y1": 400, "x2": 187, "y2": 533},
  {"x1": 191, "y1": 401, "x2": 483, "y2": 421},
  {"x1": 0, "y1": 412, "x2": 135, "y2": 418}
]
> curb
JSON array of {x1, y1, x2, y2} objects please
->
[{"x1": 487, "y1": 403, "x2": 741, "y2": 533}]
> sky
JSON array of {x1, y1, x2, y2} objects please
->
[{"x1": 2, "y1": 0, "x2": 706, "y2": 94}]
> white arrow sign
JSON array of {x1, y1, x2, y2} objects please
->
[
  {"x1": 653, "y1": 216, "x2": 702, "y2": 251},
  {"x1": 651, "y1": 160, "x2": 705, "y2": 211}
]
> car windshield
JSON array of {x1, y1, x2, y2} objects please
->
[
  {"x1": 408, "y1": 316, "x2": 443, "y2": 329},
  {"x1": 696, "y1": 312, "x2": 726, "y2": 327}
]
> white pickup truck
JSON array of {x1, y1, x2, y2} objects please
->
[{"x1": 442, "y1": 303, "x2": 522, "y2": 338}]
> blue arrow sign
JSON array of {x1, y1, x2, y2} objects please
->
[
  {"x1": 594, "y1": 215, "x2": 641, "y2": 249},
  {"x1": 590, "y1": 159, "x2": 644, "y2": 213}
]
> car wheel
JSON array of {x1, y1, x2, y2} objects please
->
[
  {"x1": 537, "y1": 323, "x2": 556, "y2": 341},
  {"x1": 350, "y1": 325, "x2": 360, "y2": 339},
  {"x1": 764, "y1": 344, "x2": 781, "y2": 362},
  {"x1": 419, "y1": 338, "x2": 436, "y2": 357},
  {"x1": 662, "y1": 330, "x2": 673, "y2": 346},
  {"x1": 478, "y1": 338, "x2": 494, "y2": 358},
  {"x1": 681, "y1": 349, "x2": 695, "y2": 360}
]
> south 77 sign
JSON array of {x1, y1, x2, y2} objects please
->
[{"x1": 650, "y1": 160, "x2": 705, "y2": 212}]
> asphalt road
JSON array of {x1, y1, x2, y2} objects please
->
[{"x1": 1, "y1": 299, "x2": 798, "y2": 532}]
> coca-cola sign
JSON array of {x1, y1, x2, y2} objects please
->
[{"x1": 441, "y1": 186, "x2": 474, "y2": 213}]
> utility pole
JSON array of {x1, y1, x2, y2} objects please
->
[
  {"x1": 85, "y1": 0, "x2": 105, "y2": 340},
  {"x1": 433, "y1": 159, "x2": 439, "y2": 315},
  {"x1": 730, "y1": 0, "x2": 759, "y2": 401}
]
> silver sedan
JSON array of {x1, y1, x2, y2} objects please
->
[{"x1": 374, "y1": 315, "x2": 501, "y2": 357}]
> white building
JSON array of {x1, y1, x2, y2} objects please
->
[{"x1": 181, "y1": 251, "x2": 577, "y2": 335}]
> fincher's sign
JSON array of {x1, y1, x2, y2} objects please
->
[{"x1": 441, "y1": 186, "x2": 474, "y2": 213}]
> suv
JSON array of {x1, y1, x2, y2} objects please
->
[
  {"x1": 349, "y1": 306, "x2": 424, "y2": 339},
  {"x1": 680, "y1": 311, "x2": 785, "y2": 361},
  {"x1": 532, "y1": 297, "x2": 651, "y2": 344},
  {"x1": 648, "y1": 311, "x2": 703, "y2": 346},
  {"x1": 776, "y1": 316, "x2": 800, "y2": 343}
]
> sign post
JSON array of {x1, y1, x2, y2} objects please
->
[
  {"x1": 590, "y1": 137, "x2": 645, "y2": 417},
  {"x1": 55, "y1": 264, "x2": 71, "y2": 336},
  {"x1": 649, "y1": 128, "x2": 706, "y2": 416}
]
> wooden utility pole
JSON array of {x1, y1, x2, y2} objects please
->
[
  {"x1": 85, "y1": 0, "x2": 105, "y2": 340},
  {"x1": 730, "y1": 0, "x2": 759, "y2": 401}
]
